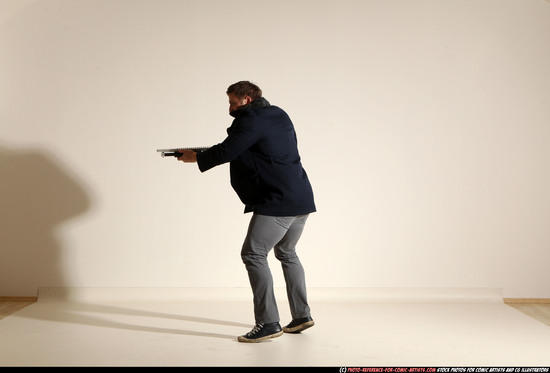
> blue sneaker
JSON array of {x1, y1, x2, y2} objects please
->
[
  {"x1": 283, "y1": 316, "x2": 315, "y2": 333},
  {"x1": 238, "y1": 322, "x2": 283, "y2": 343}
]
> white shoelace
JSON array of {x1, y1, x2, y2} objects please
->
[{"x1": 247, "y1": 324, "x2": 264, "y2": 336}]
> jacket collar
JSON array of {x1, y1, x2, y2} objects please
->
[{"x1": 229, "y1": 97, "x2": 270, "y2": 118}]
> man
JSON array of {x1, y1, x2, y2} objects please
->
[{"x1": 178, "y1": 81, "x2": 316, "y2": 343}]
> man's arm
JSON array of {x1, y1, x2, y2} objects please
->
[{"x1": 190, "y1": 116, "x2": 260, "y2": 172}]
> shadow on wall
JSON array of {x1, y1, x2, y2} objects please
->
[{"x1": 0, "y1": 144, "x2": 92, "y2": 296}]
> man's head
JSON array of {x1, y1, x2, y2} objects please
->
[{"x1": 227, "y1": 81, "x2": 262, "y2": 113}]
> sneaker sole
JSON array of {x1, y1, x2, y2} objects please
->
[
  {"x1": 237, "y1": 330, "x2": 283, "y2": 343},
  {"x1": 283, "y1": 320, "x2": 315, "y2": 333}
]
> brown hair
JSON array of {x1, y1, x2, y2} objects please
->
[{"x1": 226, "y1": 81, "x2": 262, "y2": 101}]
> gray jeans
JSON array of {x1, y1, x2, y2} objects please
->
[{"x1": 241, "y1": 214, "x2": 311, "y2": 324}]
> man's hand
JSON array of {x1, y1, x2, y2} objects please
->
[{"x1": 177, "y1": 149, "x2": 197, "y2": 163}]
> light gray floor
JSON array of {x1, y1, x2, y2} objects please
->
[{"x1": 1, "y1": 288, "x2": 550, "y2": 367}]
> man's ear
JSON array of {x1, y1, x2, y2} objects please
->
[{"x1": 244, "y1": 96, "x2": 253, "y2": 105}]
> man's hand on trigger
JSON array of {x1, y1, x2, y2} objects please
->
[{"x1": 178, "y1": 149, "x2": 197, "y2": 163}]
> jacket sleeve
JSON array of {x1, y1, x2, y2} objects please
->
[{"x1": 196, "y1": 115, "x2": 260, "y2": 172}]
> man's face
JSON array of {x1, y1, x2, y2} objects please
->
[{"x1": 228, "y1": 94, "x2": 251, "y2": 113}]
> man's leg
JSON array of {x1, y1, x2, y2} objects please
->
[
  {"x1": 273, "y1": 215, "x2": 311, "y2": 320},
  {"x1": 241, "y1": 214, "x2": 289, "y2": 324}
]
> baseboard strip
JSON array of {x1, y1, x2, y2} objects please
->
[
  {"x1": 0, "y1": 296, "x2": 38, "y2": 301},
  {"x1": 504, "y1": 298, "x2": 550, "y2": 304}
]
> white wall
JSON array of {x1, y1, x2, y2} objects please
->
[{"x1": 1, "y1": 0, "x2": 549, "y2": 298}]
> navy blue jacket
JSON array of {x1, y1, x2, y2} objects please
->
[{"x1": 196, "y1": 97, "x2": 316, "y2": 216}]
